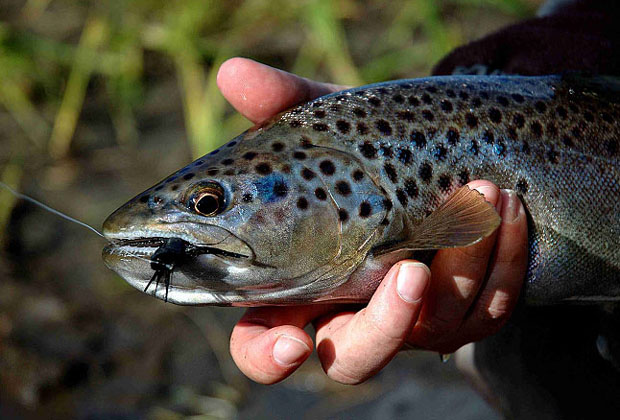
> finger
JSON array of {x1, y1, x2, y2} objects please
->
[
  {"x1": 229, "y1": 305, "x2": 335, "y2": 384},
  {"x1": 458, "y1": 189, "x2": 528, "y2": 341},
  {"x1": 409, "y1": 181, "x2": 501, "y2": 351},
  {"x1": 217, "y1": 57, "x2": 345, "y2": 124},
  {"x1": 315, "y1": 261, "x2": 430, "y2": 384}
]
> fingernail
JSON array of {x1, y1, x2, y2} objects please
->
[
  {"x1": 474, "y1": 185, "x2": 500, "y2": 208},
  {"x1": 397, "y1": 262, "x2": 430, "y2": 303},
  {"x1": 500, "y1": 189, "x2": 522, "y2": 223},
  {"x1": 273, "y1": 335, "x2": 310, "y2": 366}
]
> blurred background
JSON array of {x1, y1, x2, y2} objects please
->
[{"x1": 0, "y1": 0, "x2": 544, "y2": 418}]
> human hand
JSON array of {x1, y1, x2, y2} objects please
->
[{"x1": 217, "y1": 58, "x2": 528, "y2": 384}]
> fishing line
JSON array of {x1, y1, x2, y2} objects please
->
[{"x1": 0, "y1": 181, "x2": 156, "y2": 266}]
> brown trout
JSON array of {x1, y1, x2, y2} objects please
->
[{"x1": 102, "y1": 74, "x2": 619, "y2": 306}]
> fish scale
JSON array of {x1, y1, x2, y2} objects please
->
[{"x1": 102, "y1": 74, "x2": 619, "y2": 306}]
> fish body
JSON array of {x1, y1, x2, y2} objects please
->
[{"x1": 102, "y1": 74, "x2": 620, "y2": 306}]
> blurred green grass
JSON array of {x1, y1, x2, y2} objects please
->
[{"x1": 0, "y1": 0, "x2": 541, "y2": 231}]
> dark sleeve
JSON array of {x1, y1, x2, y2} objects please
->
[{"x1": 432, "y1": 0, "x2": 620, "y2": 76}]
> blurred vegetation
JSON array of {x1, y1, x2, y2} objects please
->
[{"x1": 0, "y1": 0, "x2": 543, "y2": 418}]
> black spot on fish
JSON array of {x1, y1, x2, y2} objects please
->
[
  {"x1": 312, "y1": 101, "x2": 323, "y2": 108},
  {"x1": 222, "y1": 159, "x2": 234, "y2": 166},
  {"x1": 320, "y1": 160, "x2": 336, "y2": 175},
  {"x1": 315, "y1": 188, "x2": 327, "y2": 200},
  {"x1": 556, "y1": 106, "x2": 568, "y2": 119},
  {"x1": 377, "y1": 88, "x2": 388, "y2": 94},
  {"x1": 534, "y1": 101, "x2": 547, "y2": 114},
  {"x1": 562, "y1": 136, "x2": 574, "y2": 147},
  {"x1": 483, "y1": 130, "x2": 494, "y2": 144},
  {"x1": 207, "y1": 168, "x2": 219, "y2": 176},
  {"x1": 569, "y1": 103, "x2": 579, "y2": 113},
  {"x1": 571, "y1": 126, "x2": 583, "y2": 140},
  {"x1": 272, "y1": 142, "x2": 285, "y2": 152},
  {"x1": 289, "y1": 120, "x2": 301, "y2": 128},
  {"x1": 243, "y1": 152, "x2": 257, "y2": 160},
  {"x1": 531, "y1": 121, "x2": 543, "y2": 137},
  {"x1": 353, "y1": 107, "x2": 367, "y2": 118},
  {"x1": 440, "y1": 100, "x2": 453, "y2": 113},
  {"x1": 404, "y1": 178, "x2": 418, "y2": 198},
  {"x1": 513, "y1": 113, "x2": 525, "y2": 128},
  {"x1": 398, "y1": 148, "x2": 412, "y2": 165},
  {"x1": 547, "y1": 123, "x2": 558, "y2": 137},
  {"x1": 408, "y1": 96, "x2": 420, "y2": 106},
  {"x1": 297, "y1": 197, "x2": 308, "y2": 210},
  {"x1": 422, "y1": 110, "x2": 434, "y2": 121},
  {"x1": 273, "y1": 180, "x2": 288, "y2": 198},
  {"x1": 516, "y1": 178, "x2": 528, "y2": 195},
  {"x1": 497, "y1": 96, "x2": 509, "y2": 106},
  {"x1": 227, "y1": 141, "x2": 237, "y2": 148},
  {"x1": 426, "y1": 85, "x2": 438, "y2": 93},
  {"x1": 336, "y1": 120, "x2": 351, "y2": 134},
  {"x1": 139, "y1": 195, "x2": 149, "y2": 203},
  {"x1": 336, "y1": 180, "x2": 352, "y2": 196},
  {"x1": 396, "y1": 189, "x2": 408, "y2": 206},
  {"x1": 419, "y1": 162, "x2": 433, "y2": 183},
  {"x1": 312, "y1": 123, "x2": 329, "y2": 132},
  {"x1": 422, "y1": 93, "x2": 432, "y2": 104},
  {"x1": 210, "y1": 149, "x2": 220, "y2": 155},
  {"x1": 433, "y1": 145, "x2": 447, "y2": 161},
  {"x1": 458, "y1": 169, "x2": 469, "y2": 185},
  {"x1": 368, "y1": 97, "x2": 381, "y2": 107},
  {"x1": 183, "y1": 173, "x2": 195, "y2": 180},
  {"x1": 583, "y1": 111, "x2": 594, "y2": 123},
  {"x1": 601, "y1": 112, "x2": 612, "y2": 123},
  {"x1": 376, "y1": 119, "x2": 392, "y2": 135},
  {"x1": 410, "y1": 130, "x2": 426, "y2": 148},
  {"x1": 438, "y1": 174, "x2": 452, "y2": 192},
  {"x1": 314, "y1": 109, "x2": 326, "y2": 118},
  {"x1": 338, "y1": 209, "x2": 349, "y2": 222},
  {"x1": 446, "y1": 129, "x2": 460, "y2": 145},
  {"x1": 481, "y1": 92, "x2": 489, "y2": 100},
  {"x1": 508, "y1": 127, "x2": 518, "y2": 140},
  {"x1": 380, "y1": 144, "x2": 393, "y2": 158},
  {"x1": 302, "y1": 168, "x2": 316, "y2": 181},
  {"x1": 546, "y1": 147, "x2": 558, "y2": 164},
  {"x1": 459, "y1": 91, "x2": 469, "y2": 101},
  {"x1": 171, "y1": 185, "x2": 179, "y2": 191},
  {"x1": 446, "y1": 89, "x2": 456, "y2": 98},
  {"x1": 359, "y1": 141, "x2": 377, "y2": 159},
  {"x1": 224, "y1": 169, "x2": 235, "y2": 176},
  {"x1": 238, "y1": 192, "x2": 252, "y2": 203},
  {"x1": 255, "y1": 163, "x2": 272, "y2": 175},
  {"x1": 465, "y1": 113, "x2": 478, "y2": 128},
  {"x1": 511, "y1": 93, "x2": 524, "y2": 103},
  {"x1": 155, "y1": 185, "x2": 163, "y2": 191},
  {"x1": 293, "y1": 151, "x2": 306, "y2": 160},
  {"x1": 352, "y1": 169, "x2": 364, "y2": 181},
  {"x1": 357, "y1": 122, "x2": 369, "y2": 135},
  {"x1": 606, "y1": 139, "x2": 618, "y2": 155},
  {"x1": 383, "y1": 198, "x2": 393, "y2": 210},
  {"x1": 397, "y1": 110, "x2": 415, "y2": 122},
  {"x1": 393, "y1": 94, "x2": 404, "y2": 103},
  {"x1": 488, "y1": 108, "x2": 502, "y2": 123},
  {"x1": 194, "y1": 160, "x2": 204, "y2": 166},
  {"x1": 521, "y1": 141, "x2": 530, "y2": 154},
  {"x1": 469, "y1": 140, "x2": 479, "y2": 155},
  {"x1": 359, "y1": 201, "x2": 372, "y2": 218},
  {"x1": 384, "y1": 163, "x2": 398, "y2": 183},
  {"x1": 472, "y1": 98, "x2": 482, "y2": 108}
]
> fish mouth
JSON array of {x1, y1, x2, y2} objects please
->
[{"x1": 102, "y1": 228, "x2": 257, "y2": 305}]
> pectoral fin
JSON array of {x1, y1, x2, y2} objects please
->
[{"x1": 381, "y1": 186, "x2": 501, "y2": 253}]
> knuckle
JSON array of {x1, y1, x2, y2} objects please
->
[{"x1": 327, "y1": 360, "x2": 365, "y2": 385}]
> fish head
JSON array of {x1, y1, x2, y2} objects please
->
[{"x1": 102, "y1": 124, "x2": 391, "y2": 305}]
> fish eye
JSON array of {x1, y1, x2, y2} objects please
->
[{"x1": 189, "y1": 183, "x2": 226, "y2": 217}]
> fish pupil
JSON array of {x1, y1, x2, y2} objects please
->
[{"x1": 196, "y1": 195, "x2": 219, "y2": 215}]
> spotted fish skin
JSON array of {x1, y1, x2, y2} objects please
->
[{"x1": 102, "y1": 74, "x2": 620, "y2": 306}]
